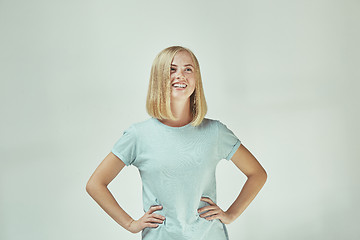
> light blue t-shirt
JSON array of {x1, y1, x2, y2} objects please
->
[{"x1": 111, "y1": 117, "x2": 241, "y2": 240}]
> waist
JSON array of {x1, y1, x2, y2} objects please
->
[{"x1": 142, "y1": 216, "x2": 225, "y2": 240}]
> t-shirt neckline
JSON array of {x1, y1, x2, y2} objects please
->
[{"x1": 152, "y1": 117, "x2": 192, "y2": 130}]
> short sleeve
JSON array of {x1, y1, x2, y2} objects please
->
[
  {"x1": 111, "y1": 125, "x2": 138, "y2": 166},
  {"x1": 217, "y1": 120, "x2": 241, "y2": 160}
]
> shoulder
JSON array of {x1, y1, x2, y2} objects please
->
[
  {"x1": 201, "y1": 117, "x2": 220, "y2": 126},
  {"x1": 206, "y1": 118, "x2": 237, "y2": 134},
  {"x1": 115, "y1": 118, "x2": 152, "y2": 134},
  {"x1": 208, "y1": 118, "x2": 232, "y2": 128},
  {"x1": 127, "y1": 117, "x2": 155, "y2": 133},
  {"x1": 194, "y1": 117, "x2": 221, "y2": 131}
]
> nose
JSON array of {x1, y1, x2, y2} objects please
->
[{"x1": 175, "y1": 71, "x2": 185, "y2": 80}]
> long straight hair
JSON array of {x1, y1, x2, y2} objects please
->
[{"x1": 146, "y1": 46, "x2": 207, "y2": 127}]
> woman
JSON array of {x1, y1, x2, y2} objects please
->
[{"x1": 86, "y1": 46, "x2": 267, "y2": 239}]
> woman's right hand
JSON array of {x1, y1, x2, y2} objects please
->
[{"x1": 127, "y1": 205, "x2": 166, "y2": 233}]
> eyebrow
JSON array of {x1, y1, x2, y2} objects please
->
[{"x1": 171, "y1": 64, "x2": 194, "y2": 67}]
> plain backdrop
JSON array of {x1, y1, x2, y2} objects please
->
[{"x1": 0, "y1": 0, "x2": 359, "y2": 239}]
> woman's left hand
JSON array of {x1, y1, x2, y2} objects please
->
[{"x1": 197, "y1": 197, "x2": 233, "y2": 224}]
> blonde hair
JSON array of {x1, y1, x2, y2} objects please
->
[{"x1": 146, "y1": 46, "x2": 208, "y2": 127}]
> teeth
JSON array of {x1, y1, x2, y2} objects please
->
[{"x1": 173, "y1": 83, "x2": 187, "y2": 88}]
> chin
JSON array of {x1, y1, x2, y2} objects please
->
[{"x1": 171, "y1": 95, "x2": 192, "y2": 101}]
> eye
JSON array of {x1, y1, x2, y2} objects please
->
[
  {"x1": 170, "y1": 67, "x2": 176, "y2": 72},
  {"x1": 185, "y1": 68, "x2": 193, "y2": 72}
]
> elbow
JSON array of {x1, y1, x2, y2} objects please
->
[
  {"x1": 258, "y1": 167, "x2": 267, "y2": 180},
  {"x1": 248, "y1": 168, "x2": 267, "y2": 184},
  {"x1": 86, "y1": 179, "x2": 100, "y2": 195},
  {"x1": 262, "y1": 169, "x2": 267, "y2": 183},
  {"x1": 259, "y1": 168, "x2": 267, "y2": 185},
  {"x1": 86, "y1": 178, "x2": 107, "y2": 195},
  {"x1": 86, "y1": 180, "x2": 94, "y2": 194}
]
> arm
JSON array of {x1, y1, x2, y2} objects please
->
[
  {"x1": 85, "y1": 152, "x2": 134, "y2": 231},
  {"x1": 225, "y1": 144, "x2": 267, "y2": 223}
]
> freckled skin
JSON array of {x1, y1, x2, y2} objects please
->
[{"x1": 170, "y1": 51, "x2": 196, "y2": 101}]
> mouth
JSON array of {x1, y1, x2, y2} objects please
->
[{"x1": 172, "y1": 83, "x2": 187, "y2": 89}]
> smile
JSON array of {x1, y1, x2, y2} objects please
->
[{"x1": 172, "y1": 83, "x2": 187, "y2": 89}]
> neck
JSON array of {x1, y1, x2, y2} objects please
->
[{"x1": 161, "y1": 98, "x2": 192, "y2": 127}]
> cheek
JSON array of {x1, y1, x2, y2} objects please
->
[
  {"x1": 190, "y1": 77, "x2": 196, "y2": 87},
  {"x1": 189, "y1": 83, "x2": 196, "y2": 92}
]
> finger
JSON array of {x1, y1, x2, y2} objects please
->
[
  {"x1": 198, "y1": 205, "x2": 218, "y2": 213},
  {"x1": 200, "y1": 197, "x2": 215, "y2": 205},
  {"x1": 200, "y1": 209, "x2": 221, "y2": 218},
  {"x1": 204, "y1": 214, "x2": 219, "y2": 221},
  {"x1": 202, "y1": 196, "x2": 214, "y2": 202},
  {"x1": 146, "y1": 217, "x2": 164, "y2": 224},
  {"x1": 151, "y1": 213, "x2": 166, "y2": 220},
  {"x1": 198, "y1": 207, "x2": 207, "y2": 213},
  {"x1": 145, "y1": 223, "x2": 160, "y2": 228},
  {"x1": 148, "y1": 205, "x2": 163, "y2": 214}
]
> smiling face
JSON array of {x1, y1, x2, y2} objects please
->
[
  {"x1": 146, "y1": 46, "x2": 208, "y2": 125},
  {"x1": 170, "y1": 50, "x2": 196, "y2": 102}
]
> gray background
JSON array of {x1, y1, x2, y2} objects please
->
[{"x1": 1, "y1": 0, "x2": 359, "y2": 239}]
